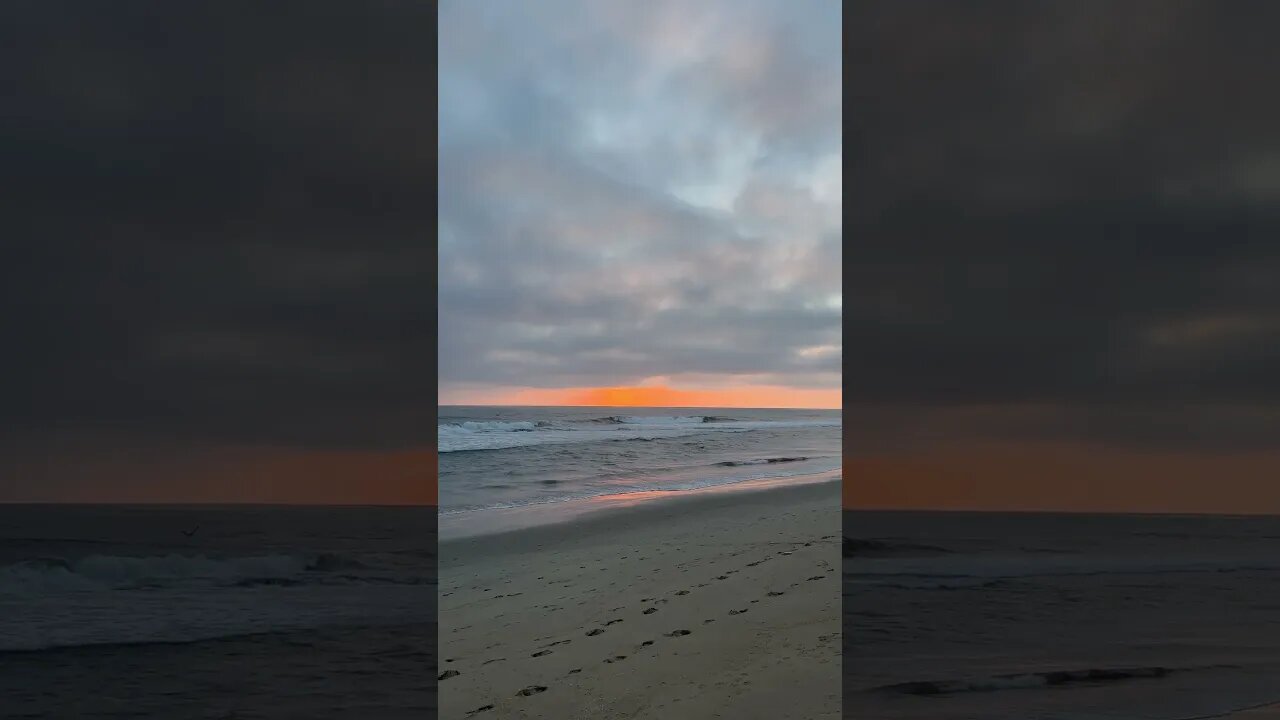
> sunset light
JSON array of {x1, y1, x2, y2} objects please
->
[{"x1": 440, "y1": 384, "x2": 841, "y2": 409}]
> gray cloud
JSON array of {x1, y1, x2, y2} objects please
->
[
  {"x1": 849, "y1": 1, "x2": 1280, "y2": 451},
  {"x1": 438, "y1": 0, "x2": 842, "y2": 395},
  {"x1": 0, "y1": 2, "x2": 435, "y2": 455}
]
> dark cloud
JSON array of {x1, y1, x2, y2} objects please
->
[
  {"x1": 848, "y1": 1, "x2": 1280, "y2": 451},
  {"x1": 0, "y1": 2, "x2": 435, "y2": 455},
  {"x1": 437, "y1": 0, "x2": 842, "y2": 398}
]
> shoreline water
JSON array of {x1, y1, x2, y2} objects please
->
[
  {"x1": 0, "y1": 505, "x2": 437, "y2": 718},
  {"x1": 845, "y1": 509, "x2": 1280, "y2": 720},
  {"x1": 439, "y1": 469, "x2": 841, "y2": 541},
  {"x1": 439, "y1": 477, "x2": 841, "y2": 719}
]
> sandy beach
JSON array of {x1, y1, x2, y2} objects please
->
[{"x1": 437, "y1": 478, "x2": 841, "y2": 720}]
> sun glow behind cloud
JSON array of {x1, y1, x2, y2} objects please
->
[
  {"x1": 438, "y1": 0, "x2": 841, "y2": 404},
  {"x1": 440, "y1": 384, "x2": 840, "y2": 409}
]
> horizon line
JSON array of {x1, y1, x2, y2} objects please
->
[{"x1": 438, "y1": 403, "x2": 841, "y2": 410}]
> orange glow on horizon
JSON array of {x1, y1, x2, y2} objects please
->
[
  {"x1": 843, "y1": 441, "x2": 1280, "y2": 514},
  {"x1": 1, "y1": 441, "x2": 437, "y2": 505},
  {"x1": 446, "y1": 384, "x2": 841, "y2": 409}
]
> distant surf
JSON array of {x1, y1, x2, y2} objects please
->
[
  {"x1": 437, "y1": 410, "x2": 839, "y2": 453},
  {"x1": 438, "y1": 406, "x2": 841, "y2": 535}
]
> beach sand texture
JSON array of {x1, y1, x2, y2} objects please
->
[{"x1": 438, "y1": 479, "x2": 841, "y2": 719}]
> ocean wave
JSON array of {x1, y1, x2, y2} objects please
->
[
  {"x1": 842, "y1": 537, "x2": 951, "y2": 558},
  {"x1": 0, "y1": 619, "x2": 438, "y2": 657},
  {"x1": 871, "y1": 665, "x2": 1191, "y2": 695},
  {"x1": 439, "y1": 465, "x2": 842, "y2": 517},
  {"x1": 438, "y1": 420, "x2": 538, "y2": 434},
  {"x1": 437, "y1": 416, "x2": 727, "y2": 433},
  {"x1": 716, "y1": 456, "x2": 809, "y2": 467},
  {"x1": 438, "y1": 416, "x2": 839, "y2": 453},
  {"x1": 846, "y1": 554, "x2": 1280, "y2": 585},
  {"x1": 607, "y1": 415, "x2": 721, "y2": 425},
  {"x1": 0, "y1": 552, "x2": 380, "y2": 595}
]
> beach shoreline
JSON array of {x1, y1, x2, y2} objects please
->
[
  {"x1": 439, "y1": 477, "x2": 841, "y2": 719},
  {"x1": 439, "y1": 468, "x2": 841, "y2": 542}
]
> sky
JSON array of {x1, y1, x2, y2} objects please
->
[
  {"x1": 0, "y1": 4, "x2": 435, "y2": 503},
  {"x1": 437, "y1": 0, "x2": 842, "y2": 409},
  {"x1": 845, "y1": 2, "x2": 1280, "y2": 513}
]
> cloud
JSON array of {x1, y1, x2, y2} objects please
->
[
  {"x1": 847, "y1": 1, "x2": 1280, "y2": 452},
  {"x1": 0, "y1": 2, "x2": 436, "y2": 455},
  {"x1": 438, "y1": 0, "x2": 842, "y2": 398}
]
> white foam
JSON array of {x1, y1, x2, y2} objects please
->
[
  {"x1": 437, "y1": 417, "x2": 840, "y2": 453},
  {"x1": 0, "y1": 554, "x2": 311, "y2": 595},
  {"x1": 611, "y1": 415, "x2": 707, "y2": 425},
  {"x1": 438, "y1": 420, "x2": 537, "y2": 434}
]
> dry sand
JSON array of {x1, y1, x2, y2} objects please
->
[{"x1": 437, "y1": 478, "x2": 841, "y2": 720}]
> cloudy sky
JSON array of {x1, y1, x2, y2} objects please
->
[
  {"x1": 438, "y1": 0, "x2": 842, "y2": 408},
  {"x1": 0, "y1": 4, "x2": 435, "y2": 502},
  {"x1": 847, "y1": 1, "x2": 1280, "y2": 512}
]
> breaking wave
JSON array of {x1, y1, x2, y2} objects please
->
[
  {"x1": 0, "y1": 552, "x2": 386, "y2": 595},
  {"x1": 437, "y1": 414, "x2": 836, "y2": 453},
  {"x1": 716, "y1": 456, "x2": 810, "y2": 467},
  {"x1": 869, "y1": 665, "x2": 1207, "y2": 695},
  {"x1": 438, "y1": 420, "x2": 538, "y2": 434},
  {"x1": 605, "y1": 415, "x2": 732, "y2": 425}
]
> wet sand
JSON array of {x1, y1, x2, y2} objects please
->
[{"x1": 437, "y1": 479, "x2": 841, "y2": 719}]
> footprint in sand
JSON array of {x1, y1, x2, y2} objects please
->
[
  {"x1": 664, "y1": 629, "x2": 692, "y2": 637},
  {"x1": 640, "y1": 640, "x2": 654, "y2": 647},
  {"x1": 516, "y1": 686, "x2": 548, "y2": 697},
  {"x1": 531, "y1": 650, "x2": 553, "y2": 657},
  {"x1": 605, "y1": 619, "x2": 625, "y2": 626},
  {"x1": 438, "y1": 670, "x2": 460, "y2": 680},
  {"x1": 466, "y1": 705, "x2": 494, "y2": 716},
  {"x1": 703, "y1": 619, "x2": 716, "y2": 624},
  {"x1": 586, "y1": 629, "x2": 605, "y2": 636},
  {"x1": 482, "y1": 658, "x2": 505, "y2": 665},
  {"x1": 674, "y1": 590, "x2": 689, "y2": 595},
  {"x1": 767, "y1": 591, "x2": 785, "y2": 596},
  {"x1": 568, "y1": 668, "x2": 582, "y2": 675},
  {"x1": 643, "y1": 608, "x2": 658, "y2": 615},
  {"x1": 729, "y1": 608, "x2": 748, "y2": 615},
  {"x1": 806, "y1": 575, "x2": 824, "y2": 581},
  {"x1": 716, "y1": 575, "x2": 728, "y2": 580}
]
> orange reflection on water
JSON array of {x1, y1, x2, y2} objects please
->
[{"x1": 579, "y1": 469, "x2": 843, "y2": 511}]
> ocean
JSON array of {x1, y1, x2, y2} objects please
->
[
  {"x1": 0, "y1": 505, "x2": 436, "y2": 719},
  {"x1": 845, "y1": 510, "x2": 1280, "y2": 720},
  {"x1": 438, "y1": 406, "x2": 842, "y2": 539}
]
